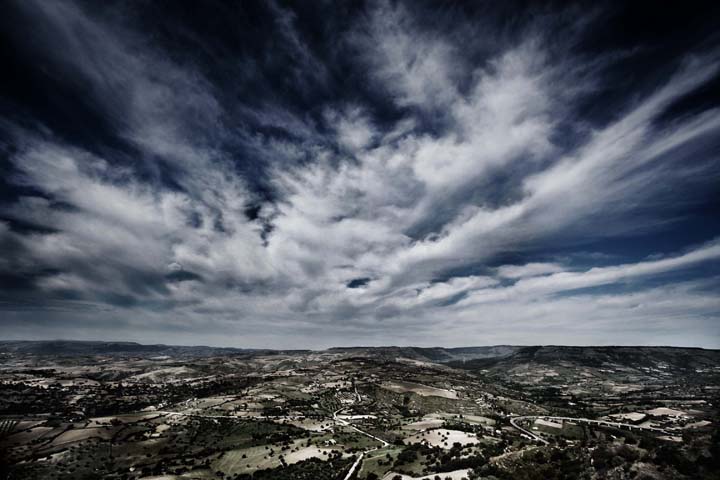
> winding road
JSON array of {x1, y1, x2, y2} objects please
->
[
  {"x1": 509, "y1": 415, "x2": 670, "y2": 444},
  {"x1": 509, "y1": 416, "x2": 550, "y2": 445}
]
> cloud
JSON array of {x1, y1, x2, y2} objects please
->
[
  {"x1": 0, "y1": 0, "x2": 718, "y2": 347},
  {"x1": 497, "y1": 263, "x2": 564, "y2": 279},
  {"x1": 460, "y1": 239, "x2": 720, "y2": 307}
]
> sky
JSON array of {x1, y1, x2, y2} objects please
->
[{"x1": 1, "y1": 0, "x2": 719, "y2": 349}]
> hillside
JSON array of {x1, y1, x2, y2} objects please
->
[
  {"x1": 452, "y1": 345, "x2": 720, "y2": 371},
  {"x1": 0, "y1": 340, "x2": 262, "y2": 357}
]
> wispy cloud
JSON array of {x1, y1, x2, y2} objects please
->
[{"x1": 0, "y1": 0, "x2": 718, "y2": 347}]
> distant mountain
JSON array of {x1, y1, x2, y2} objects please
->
[
  {"x1": 3, "y1": 342, "x2": 717, "y2": 370},
  {"x1": 450, "y1": 345, "x2": 720, "y2": 372},
  {"x1": 327, "y1": 345, "x2": 522, "y2": 362},
  {"x1": 0, "y1": 340, "x2": 263, "y2": 357},
  {"x1": 0, "y1": 341, "x2": 522, "y2": 361}
]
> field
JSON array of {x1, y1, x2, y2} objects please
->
[
  {"x1": 381, "y1": 381, "x2": 459, "y2": 399},
  {"x1": 405, "y1": 428, "x2": 481, "y2": 448},
  {"x1": 0, "y1": 343, "x2": 718, "y2": 480}
]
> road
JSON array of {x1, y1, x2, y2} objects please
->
[
  {"x1": 334, "y1": 409, "x2": 390, "y2": 447},
  {"x1": 509, "y1": 416, "x2": 549, "y2": 445},
  {"x1": 156, "y1": 410, "x2": 313, "y2": 421},
  {"x1": 509, "y1": 415, "x2": 669, "y2": 445},
  {"x1": 334, "y1": 408, "x2": 390, "y2": 480},
  {"x1": 156, "y1": 406, "x2": 389, "y2": 480}
]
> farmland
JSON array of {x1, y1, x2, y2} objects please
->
[{"x1": 0, "y1": 342, "x2": 719, "y2": 479}]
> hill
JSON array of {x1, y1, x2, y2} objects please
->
[{"x1": 0, "y1": 340, "x2": 263, "y2": 357}]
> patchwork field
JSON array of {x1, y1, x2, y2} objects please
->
[{"x1": 1, "y1": 343, "x2": 718, "y2": 479}]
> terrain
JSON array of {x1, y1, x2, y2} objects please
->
[{"x1": 0, "y1": 341, "x2": 718, "y2": 480}]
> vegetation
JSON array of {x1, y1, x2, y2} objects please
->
[{"x1": 1, "y1": 343, "x2": 718, "y2": 480}]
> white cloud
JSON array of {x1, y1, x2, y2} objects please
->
[
  {"x1": 497, "y1": 263, "x2": 564, "y2": 279},
  {"x1": 2, "y1": 0, "x2": 719, "y2": 348},
  {"x1": 359, "y1": 1, "x2": 460, "y2": 109},
  {"x1": 460, "y1": 240, "x2": 720, "y2": 307}
]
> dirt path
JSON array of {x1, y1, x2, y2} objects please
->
[{"x1": 334, "y1": 408, "x2": 390, "y2": 480}]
